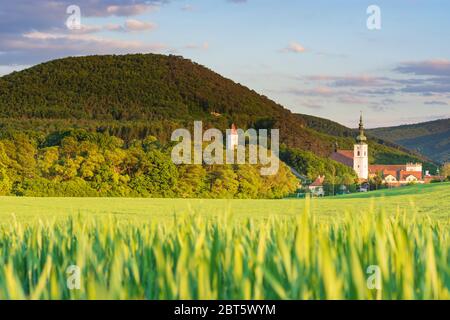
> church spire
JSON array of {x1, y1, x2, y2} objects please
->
[{"x1": 356, "y1": 112, "x2": 367, "y2": 143}]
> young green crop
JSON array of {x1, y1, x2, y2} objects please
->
[{"x1": 0, "y1": 201, "x2": 448, "y2": 300}]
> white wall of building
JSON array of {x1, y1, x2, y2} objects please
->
[
  {"x1": 353, "y1": 143, "x2": 369, "y2": 179},
  {"x1": 406, "y1": 163, "x2": 422, "y2": 172}
]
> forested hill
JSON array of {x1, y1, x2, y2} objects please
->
[
  {"x1": 0, "y1": 54, "x2": 432, "y2": 167},
  {"x1": 0, "y1": 54, "x2": 285, "y2": 122},
  {"x1": 368, "y1": 118, "x2": 450, "y2": 164}
]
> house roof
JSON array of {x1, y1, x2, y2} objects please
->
[
  {"x1": 330, "y1": 150, "x2": 354, "y2": 167},
  {"x1": 310, "y1": 175, "x2": 325, "y2": 187},
  {"x1": 369, "y1": 165, "x2": 406, "y2": 173},
  {"x1": 230, "y1": 123, "x2": 238, "y2": 135},
  {"x1": 399, "y1": 170, "x2": 422, "y2": 180},
  {"x1": 383, "y1": 170, "x2": 398, "y2": 179}
]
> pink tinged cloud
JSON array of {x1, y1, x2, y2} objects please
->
[
  {"x1": 395, "y1": 59, "x2": 450, "y2": 76},
  {"x1": 69, "y1": 24, "x2": 103, "y2": 34},
  {"x1": 17, "y1": 31, "x2": 166, "y2": 53},
  {"x1": 305, "y1": 75, "x2": 385, "y2": 87},
  {"x1": 290, "y1": 86, "x2": 335, "y2": 96},
  {"x1": 106, "y1": 4, "x2": 157, "y2": 16},
  {"x1": 283, "y1": 42, "x2": 306, "y2": 53},
  {"x1": 103, "y1": 20, "x2": 157, "y2": 33},
  {"x1": 125, "y1": 19, "x2": 157, "y2": 32}
]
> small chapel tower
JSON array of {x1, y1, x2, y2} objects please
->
[{"x1": 353, "y1": 113, "x2": 369, "y2": 180}]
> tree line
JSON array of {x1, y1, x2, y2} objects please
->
[{"x1": 0, "y1": 129, "x2": 299, "y2": 198}]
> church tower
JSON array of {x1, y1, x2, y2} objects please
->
[{"x1": 353, "y1": 113, "x2": 369, "y2": 180}]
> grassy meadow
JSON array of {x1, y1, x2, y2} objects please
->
[{"x1": 0, "y1": 183, "x2": 448, "y2": 299}]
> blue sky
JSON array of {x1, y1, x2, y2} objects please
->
[{"x1": 0, "y1": 0, "x2": 449, "y2": 127}]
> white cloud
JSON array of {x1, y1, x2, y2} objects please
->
[
  {"x1": 0, "y1": 0, "x2": 165, "y2": 65},
  {"x1": 16, "y1": 31, "x2": 166, "y2": 52},
  {"x1": 103, "y1": 20, "x2": 157, "y2": 33},
  {"x1": 125, "y1": 19, "x2": 157, "y2": 32},
  {"x1": 106, "y1": 4, "x2": 158, "y2": 16},
  {"x1": 75, "y1": 24, "x2": 103, "y2": 34},
  {"x1": 282, "y1": 42, "x2": 306, "y2": 53}
]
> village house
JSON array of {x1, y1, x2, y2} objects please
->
[{"x1": 308, "y1": 175, "x2": 325, "y2": 197}]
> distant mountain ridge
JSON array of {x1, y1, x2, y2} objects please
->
[
  {"x1": 368, "y1": 118, "x2": 450, "y2": 164},
  {"x1": 0, "y1": 54, "x2": 434, "y2": 169}
]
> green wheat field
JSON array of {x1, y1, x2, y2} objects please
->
[{"x1": 0, "y1": 183, "x2": 449, "y2": 300}]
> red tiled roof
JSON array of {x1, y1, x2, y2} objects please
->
[
  {"x1": 369, "y1": 165, "x2": 406, "y2": 173},
  {"x1": 382, "y1": 170, "x2": 398, "y2": 178},
  {"x1": 330, "y1": 150, "x2": 353, "y2": 167},
  {"x1": 310, "y1": 175, "x2": 325, "y2": 187},
  {"x1": 230, "y1": 123, "x2": 238, "y2": 134},
  {"x1": 337, "y1": 150, "x2": 353, "y2": 158},
  {"x1": 399, "y1": 170, "x2": 422, "y2": 180}
]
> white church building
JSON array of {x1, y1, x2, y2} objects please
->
[
  {"x1": 352, "y1": 115, "x2": 369, "y2": 179},
  {"x1": 331, "y1": 115, "x2": 424, "y2": 185}
]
